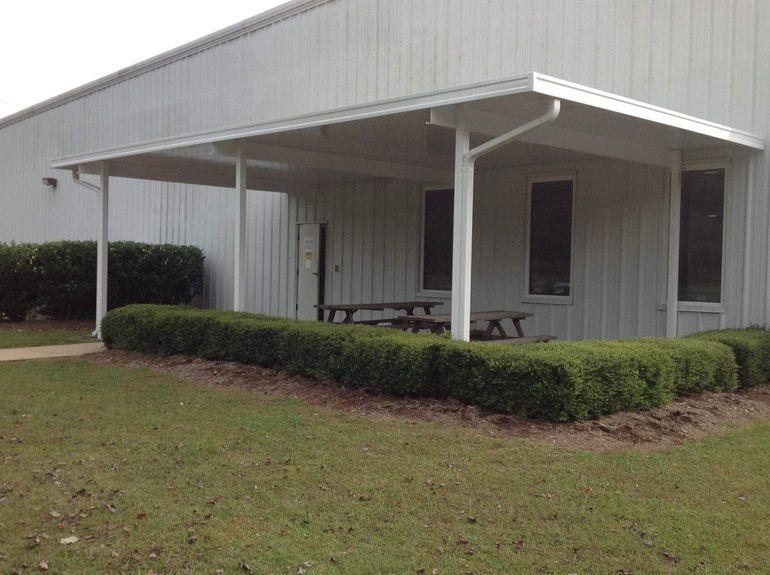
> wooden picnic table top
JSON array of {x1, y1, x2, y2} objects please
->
[
  {"x1": 399, "y1": 310, "x2": 533, "y2": 323},
  {"x1": 317, "y1": 301, "x2": 443, "y2": 312}
]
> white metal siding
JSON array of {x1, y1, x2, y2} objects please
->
[
  {"x1": 283, "y1": 158, "x2": 739, "y2": 340},
  {"x1": 1, "y1": 0, "x2": 769, "y2": 333}
]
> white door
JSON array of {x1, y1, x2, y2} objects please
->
[{"x1": 296, "y1": 223, "x2": 325, "y2": 320}]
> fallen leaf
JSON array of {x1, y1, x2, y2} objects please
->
[
  {"x1": 239, "y1": 562, "x2": 252, "y2": 572},
  {"x1": 59, "y1": 536, "x2": 79, "y2": 545},
  {"x1": 39, "y1": 560, "x2": 49, "y2": 571},
  {"x1": 662, "y1": 550, "x2": 679, "y2": 562}
]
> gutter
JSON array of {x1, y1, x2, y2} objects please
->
[{"x1": 71, "y1": 168, "x2": 100, "y2": 193}]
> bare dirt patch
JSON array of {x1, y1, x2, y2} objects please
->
[{"x1": 86, "y1": 350, "x2": 770, "y2": 452}]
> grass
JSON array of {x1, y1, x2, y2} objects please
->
[
  {"x1": 0, "y1": 325, "x2": 91, "y2": 349},
  {"x1": 0, "y1": 360, "x2": 768, "y2": 574}
]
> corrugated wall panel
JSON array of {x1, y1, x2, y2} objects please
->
[{"x1": 291, "y1": 158, "x2": 675, "y2": 340}]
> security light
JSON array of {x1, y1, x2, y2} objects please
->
[{"x1": 42, "y1": 177, "x2": 57, "y2": 189}]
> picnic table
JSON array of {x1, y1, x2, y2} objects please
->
[
  {"x1": 398, "y1": 310, "x2": 536, "y2": 340},
  {"x1": 316, "y1": 301, "x2": 444, "y2": 324}
]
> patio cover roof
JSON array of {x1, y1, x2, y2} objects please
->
[{"x1": 52, "y1": 72, "x2": 764, "y2": 191}]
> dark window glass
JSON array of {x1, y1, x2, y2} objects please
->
[
  {"x1": 678, "y1": 169, "x2": 725, "y2": 303},
  {"x1": 528, "y1": 179, "x2": 573, "y2": 297},
  {"x1": 423, "y1": 189, "x2": 454, "y2": 291}
]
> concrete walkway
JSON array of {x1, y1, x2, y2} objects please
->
[{"x1": 0, "y1": 342, "x2": 105, "y2": 362}]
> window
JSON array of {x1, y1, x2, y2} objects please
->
[
  {"x1": 526, "y1": 177, "x2": 574, "y2": 300},
  {"x1": 421, "y1": 188, "x2": 453, "y2": 292},
  {"x1": 678, "y1": 168, "x2": 725, "y2": 303}
]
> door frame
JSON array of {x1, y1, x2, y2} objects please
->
[{"x1": 295, "y1": 221, "x2": 327, "y2": 320}]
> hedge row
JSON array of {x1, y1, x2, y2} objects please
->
[
  {"x1": 0, "y1": 241, "x2": 204, "y2": 321},
  {"x1": 689, "y1": 328, "x2": 770, "y2": 388},
  {"x1": 101, "y1": 305, "x2": 751, "y2": 421}
]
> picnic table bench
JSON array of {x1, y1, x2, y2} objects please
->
[
  {"x1": 398, "y1": 310, "x2": 553, "y2": 342},
  {"x1": 316, "y1": 301, "x2": 443, "y2": 324}
]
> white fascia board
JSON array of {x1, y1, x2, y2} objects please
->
[
  {"x1": 50, "y1": 74, "x2": 534, "y2": 169},
  {"x1": 531, "y1": 73, "x2": 765, "y2": 151}
]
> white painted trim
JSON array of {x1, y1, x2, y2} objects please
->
[
  {"x1": 51, "y1": 72, "x2": 763, "y2": 171},
  {"x1": 658, "y1": 302, "x2": 726, "y2": 314},
  {"x1": 418, "y1": 185, "x2": 454, "y2": 297},
  {"x1": 522, "y1": 173, "x2": 576, "y2": 306}
]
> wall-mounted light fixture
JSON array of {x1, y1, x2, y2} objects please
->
[{"x1": 42, "y1": 177, "x2": 58, "y2": 190}]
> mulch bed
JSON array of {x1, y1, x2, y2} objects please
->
[{"x1": 85, "y1": 350, "x2": 770, "y2": 452}]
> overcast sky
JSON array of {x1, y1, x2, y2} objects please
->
[{"x1": 0, "y1": 0, "x2": 286, "y2": 118}]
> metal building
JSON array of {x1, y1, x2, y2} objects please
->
[{"x1": 1, "y1": 0, "x2": 768, "y2": 341}]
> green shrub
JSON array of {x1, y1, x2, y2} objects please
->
[
  {"x1": 0, "y1": 243, "x2": 36, "y2": 321},
  {"x1": 688, "y1": 328, "x2": 770, "y2": 388},
  {"x1": 0, "y1": 241, "x2": 204, "y2": 321},
  {"x1": 102, "y1": 305, "x2": 743, "y2": 422}
]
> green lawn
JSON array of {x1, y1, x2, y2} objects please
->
[
  {"x1": 0, "y1": 360, "x2": 767, "y2": 574},
  {"x1": 0, "y1": 325, "x2": 91, "y2": 348}
]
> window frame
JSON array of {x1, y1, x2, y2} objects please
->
[
  {"x1": 418, "y1": 185, "x2": 454, "y2": 297},
  {"x1": 676, "y1": 160, "x2": 730, "y2": 311},
  {"x1": 522, "y1": 173, "x2": 577, "y2": 306}
]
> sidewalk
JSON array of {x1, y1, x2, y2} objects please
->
[{"x1": 0, "y1": 342, "x2": 105, "y2": 362}]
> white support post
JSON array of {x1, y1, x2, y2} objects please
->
[
  {"x1": 666, "y1": 150, "x2": 683, "y2": 338},
  {"x1": 95, "y1": 162, "x2": 110, "y2": 339},
  {"x1": 233, "y1": 141, "x2": 247, "y2": 312},
  {"x1": 451, "y1": 108, "x2": 474, "y2": 341}
]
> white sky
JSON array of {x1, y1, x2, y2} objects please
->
[{"x1": 0, "y1": 0, "x2": 286, "y2": 118}]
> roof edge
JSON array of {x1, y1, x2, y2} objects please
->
[
  {"x1": 51, "y1": 74, "x2": 536, "y2": 169},
  {"x1": 531, "y1": 73, "x2": 765, "y2": 151},
  {"x1": 0, "y1": 0, "x2": 328, "y2": 130},
  {"x1": 51, "y1": 72, "x2": 766, "y2": 170}
]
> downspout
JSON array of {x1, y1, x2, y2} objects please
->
[
  {"x1": 71, "y1": 166, "x2": 100, "y2": 193},
  {"x1": 464, "y1": 98, "x2": 561, "y2": 164}
]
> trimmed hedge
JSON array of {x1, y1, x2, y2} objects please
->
[
  {"x1": 0, "y1": 241, "x2": 204, "y2": 321},
  {"x1": 102, "y1": 305, "x2": 744, "y2": 421},
  {"x1": 0, "y1": 243, "x2": 37, "y2": 321},
  {"x1": 689, "y1": 328, "x2": 770, "y2": 388}
]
